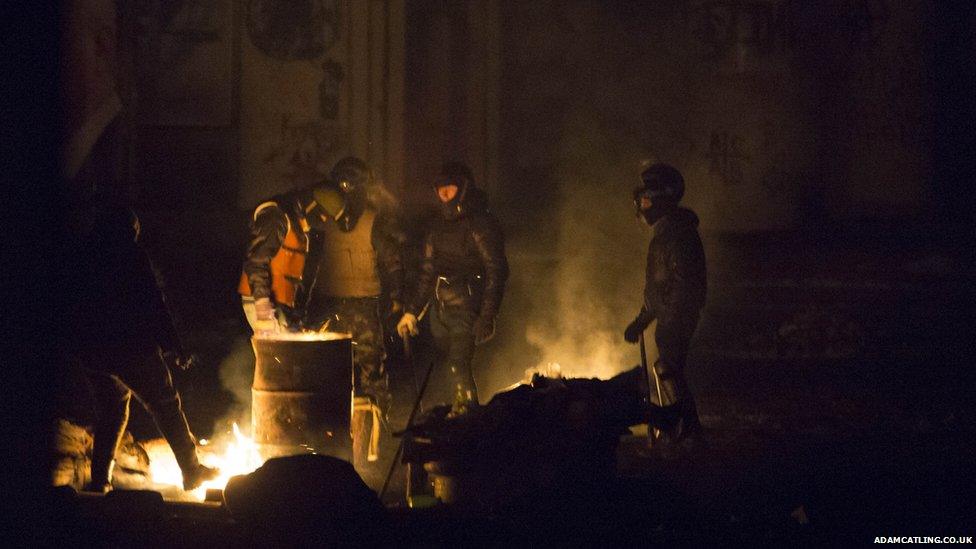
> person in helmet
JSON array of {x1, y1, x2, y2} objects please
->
[
  {"x1": 238, "y1": 182, "x2": 346, "y2": 333},
  {"x1": 624, "y1": 163, "x2": 707, "y2": 443},
  {"x1": 303, "y1": 157, "x2": 405, "y2": 421},
  {"x1": 397, "y1": 162, "x2": 509, "y2": 410}
]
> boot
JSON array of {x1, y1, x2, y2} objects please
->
[
  {"x1": 182, "y1": 460, "x2": 220, "y2": 491},
  {"x1": 148, "y1": 393, "x2": 219, "y2": 490},
  {"x1": 672, "y1": 401, "x2": 702, "y2": 441},
  {"x1": 88, "y1": 391, "x2": 131, "y2": 492}
]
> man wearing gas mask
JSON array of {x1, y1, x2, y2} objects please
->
[
  {"x1": 624, "y1": 163, "x2": 706, "y2": 444},
  {"x1": 397, "y1": 162, "x2": 509, "y2": 411},
  {"x1": 238, "y1": 181, "x2": 346, "y2": 333},
  {"x1": 304, "y1": 157, "x2": 405, "y2": 421}
]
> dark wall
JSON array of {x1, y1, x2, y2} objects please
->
[
  {"x1": 496, "y1": 0, "x2": 948, "y2": 231},
  {"x1": 466, "y1": 0, "x2": 974, "y2": 395}
]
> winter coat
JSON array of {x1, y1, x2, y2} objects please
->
[
  {"x1": 240, "y1": 191, "x2": 312, "y2": 307},
  {"x1": 409, "y1": 186, "x2": 509, "y2": 319},
  {"x1": 638, "y1": 207, "x2": 707, "y2": 337}
]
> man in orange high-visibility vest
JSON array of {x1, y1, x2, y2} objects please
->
[{"x1": 239, "y1": 184, "x2": 346, "y2": 333}]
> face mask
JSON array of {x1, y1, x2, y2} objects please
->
[
  {"x1": 335, "y1": 187, "x2": 363, "y2": 231},
  {"x1": 634, "y1": 189, "x2": 674, "y2": 226},
  {"x1": 437, "y1": 181, "x2": 468, "y2": 220},
  {"x1": 640, "y1": 202, "x2": 672, "y2": 226}
]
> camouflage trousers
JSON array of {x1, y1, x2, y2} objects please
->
[{"x1": 306, "y1": 296, "x2": 391, "y2": 417}]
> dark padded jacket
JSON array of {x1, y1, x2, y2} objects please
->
[
  {"x1": 635, "y1": 207, "x2": 707, "y2": 335},
  {"x1": 408, "y1": 187, "x2": 509, "y2": 319},
  {"x1": 242, "y1": 190, "x2": 312, "y2": 305}
]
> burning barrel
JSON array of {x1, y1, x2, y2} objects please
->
[{"x1": 251, "y1": 332, "x2": 353, "y2": 459}]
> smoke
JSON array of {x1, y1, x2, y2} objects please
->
[
  {"x1": 480, "y1": 107, "x2": 659, "y2": 395},
  {"x1": 476, "y1": 2, "x2": 719, "y2": 397},
  {"x1": 536, "y1": 110, "x2": 655, "y2": 377},
  {"x1": 216, "y1": 335, "x2": 256, "y2": 429}
]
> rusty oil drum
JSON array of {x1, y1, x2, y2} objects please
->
[{"x1": 251, "y1": 333, "x2": 353, "y2": 459}]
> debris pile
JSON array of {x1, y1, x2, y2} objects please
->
[{"x1": 403, "y1": 367, "x2": 649, "y2": 509}]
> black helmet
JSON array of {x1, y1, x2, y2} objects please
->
[
  {"x1": 435, "y1": 162, "x2": 474, "y2": 190},
  {"x1": 635, "y1": 163, "x2": 684, "y2": 204},
  {"x1": 329, "y1": 156, "x2": 370, "y2": 196},
  {"x1": 435, "y1": 162, "x2": 474, "y2": 220}
]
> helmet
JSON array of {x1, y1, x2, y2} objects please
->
[
  {"x1": 329, "y1": 156, "x2": 370, "y2": 196},
  {"x1": 435, "y1": 162, "x2": 473, "y2": 220},
  {"x1": 436, "y1": 162, "x2": 474, "y2": 190},
  {"x1": 633, "y1": 163, "x2": 684, "y2": 225},
  {"x1": 635, "y1": 163, "x2": 684, "y2": 205}
]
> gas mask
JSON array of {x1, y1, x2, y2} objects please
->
[
  {"x1": 633, "y1": 187, "x2": 675, "y2": 226},
  {"x1": 329, "y1": 157, "x2": 371, "y2": 231},
  {"x1": 336, "y1": 183, "x2": 365, "y2": 232}
]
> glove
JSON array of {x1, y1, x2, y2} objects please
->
[
  {"x1": 254, "y1": 298, "x2": 275, "y2": 321},
  {"x1": 473, "y1": 315, "x2": 496, "y2": 345},
  {"x1": 161, "y1": 350, "x2": 198, "y2": 371},
  {"x1": 397, "y1": 313, "x2": 419, "y2": 338},
  {"x1": 624, "y1": 317, "x2": 646, "y2": 343},
  {"x1": 253, "y1": 297, "x2": 278, "y2": 334}
]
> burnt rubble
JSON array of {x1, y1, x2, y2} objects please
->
[{"x1": 402, "y1": 366, "x2": 653, "y2": 509}]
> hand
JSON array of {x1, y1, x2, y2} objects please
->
[
  {"x1": 161, "y1": 350, "x2": 198, "y2": 371},
  {"x1": 254, "y1": 298, "x2": 275, "y2": 321},
  {"x1": 388, "y1": 300, "x2": 403, "y2": 318},
  {"x1": 624, "y1": 317, "x2": 645, "y2": 343},
  {"x1": 397, "y1": 313, "x2": 419, "y2": 338},
  {"x1": 473, "y1": 315, "x2": 496, "y2": 345},
  {"x1": 253, "y1": 297, "x2": 279, "y2": 334}
]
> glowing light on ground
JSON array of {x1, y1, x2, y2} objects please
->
[{"x1": 146, "y1": 422, "x2": 264, "y2": 501}]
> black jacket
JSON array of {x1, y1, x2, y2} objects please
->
[
  {"x1": 409, "y1": 187, "x2": 509, "y2": 319},
  {"x1": 242, "y1": 190, "x2": 311, "y2": 304},
  {"x1": 636, "y1": 207, "x2": 707, "y2": 333}
]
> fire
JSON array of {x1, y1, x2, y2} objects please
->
[
  {"x1": 145, "y1": 422, "x2": 264, "y2": 501},
  {"x1": 253, "y1": 330, "x2": 351, "y2": 342}
]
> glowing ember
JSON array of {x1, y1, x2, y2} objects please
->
[
  {"x1": 253, "y1": 330, "x2": 351, "y2": 342},
  {"x1": 146, "y1": 422, "x2": 264, "y2": 501}
]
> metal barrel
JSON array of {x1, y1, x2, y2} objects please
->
[{"x1": 250, "y1": 335, "x2": 353, "y2": 459}]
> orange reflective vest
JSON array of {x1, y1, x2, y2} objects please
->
[{"x1": 238, "y1": 204, "x2": 309, "y2": 308}]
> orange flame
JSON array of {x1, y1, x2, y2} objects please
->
[{"x1": 146, "y1": 422, "x2": 264, "y2": 501}]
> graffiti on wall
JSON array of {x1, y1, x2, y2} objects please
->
[
  {"x1": 263, "y1": 114, "x2": 344, "y2": 187},
  {"x1": 688, "y1": 0, "x2": 889, "y2": 73},
  {"x1": 246, "y1": 0, "x2": 339, "y2": 60},
  {"x1": 705, "y1": 131, "x2": 750, "y2": 186},
  {"x1": 688, "y1": 1, "x2": 785, "y2": 73}
]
